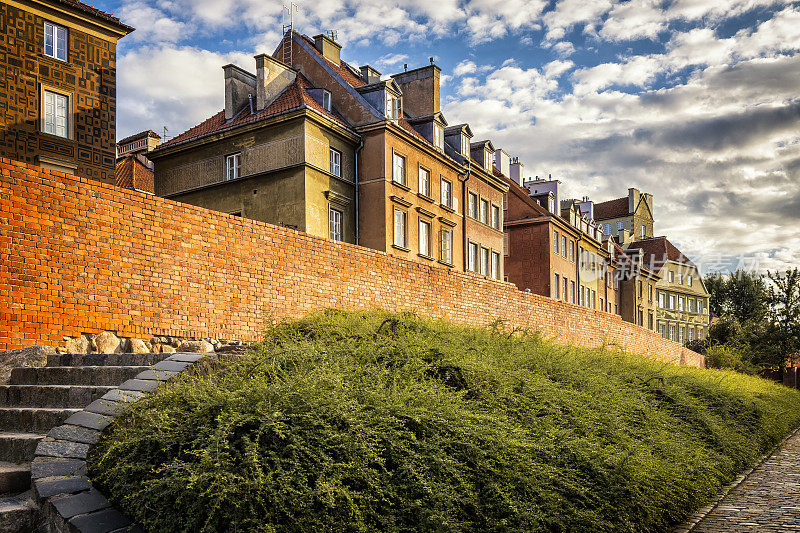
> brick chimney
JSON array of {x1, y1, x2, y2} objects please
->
[
  {"x1": 494, "y1": 149, "x2": 510, "y2": 177},
  {"x1": 254, "y1": 54, "x2": 296, "y2": 112},
  {"x1": 313, "y1": 34, "x2": 341, "y2": 64},
  {"x1": 509, "y1": 158, "x2": 524, "y2": 186},
  {"x1": 628, "y1": 187, "x2": 641, "y2": 214},
  {"x1": 390, "y1": 64, "x2": 440, "y2": 118},
  {"x1": 223, "y1": 64, "x2": 257, "y2": 120},
  {"x1": 360, "y1": 65, "x2": 381, "y2": 84}
]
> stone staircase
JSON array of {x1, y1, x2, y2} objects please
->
[{"x1": 0, "y1": 353, "x2": 171, "y2": 531}]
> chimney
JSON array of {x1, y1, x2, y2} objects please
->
[
  {"x1": 223, "y1": 64, "x2": 257, "y2": 120},
  {"x1": 360, "y1": 65, "x2": 382, "y2": 84},
  {"x1": 254, "y1": 54, "x2": 296, "y2": 112},
  {"x1": 494, "y1": 149, "x2": 510, "y2": 177},
  {"x1": 313, "y1": 34, "x2": 342, "y2": 64},
  {"x1": 509, "y1": 158, "x2": 524, "y2": 186},
  {"x1": 578, "y1": 197, "x2": 594, "y2": 221},
  {"x1": 620, "y1": 228, "x2": 632, "y2": 245},
  {"x1": 628, "y1": 187, "x2": 640, "y2": 214},
  {"x1": 390, "y1": 64, "x2": 441, "y2": 118}
]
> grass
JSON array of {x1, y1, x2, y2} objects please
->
[{"x1": 87, "y1": 310, "x2": 800, "y2": 532}]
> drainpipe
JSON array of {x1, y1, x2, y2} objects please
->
[
  {"x1": 354, "y1": 139, "x2": 364, "y2": 245},
  {"x1": 461, "y1": 159, "x2": 471, "y2": 272}
]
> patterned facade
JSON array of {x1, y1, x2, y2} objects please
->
[{"x1": 0, "y1": 0, "x2": 131, "y2": 183}]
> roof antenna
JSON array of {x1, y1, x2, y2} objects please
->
[
  {"x1": 327, "y1": 29, "x2": 338, "y2": 41},
  {"x1": 162, "y1": 126, "x2": 169, "y2": 141},
  {"x1": 429, "y1": 57, "x2": 434, "y2": 64},
  {"x1": 282, "y1": 3, "x2": 298, "y2": 65},
  {"x1": 404, "y1": 63, "x2": 408, "y2": 72}
]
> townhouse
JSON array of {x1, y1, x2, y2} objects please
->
[
  {"x1": 614, "y1": 243, "x2": 661, "y2": 331},
  {"x1": 0, "y1": 0, "x2": 132, "y2": 183},
  {"x1": 594, "y1": 188, "x2": 654, "y2": 242}
]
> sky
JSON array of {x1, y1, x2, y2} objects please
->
[{"x1": 97, "y1": 0, "x2": 800, "y2": 274}]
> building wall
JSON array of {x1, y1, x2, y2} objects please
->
[
  {"x1": 464, "y1": 169, "x2": 505, "y2": 280},
  {"x1": 620, "y1": 274, "x2": 658, "y2": 331},
  {"x1": 654, "y1": 262, "x2": 710, "y2": 343},
  {"x1": 0, "y1": 1, "x2": 121, "y2": 183},
  {"x1": 0, "y1": 158, "x2": 704, "y2": 369}
]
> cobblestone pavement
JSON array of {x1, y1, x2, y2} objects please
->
[{"x1": 684, "y1": 429, "x2": 800, "y2": 532}]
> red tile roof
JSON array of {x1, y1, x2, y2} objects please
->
[
  {"x1": 625, "y1": 236, "x2": 696, "y2": 270},
  {"x1": 117, "y1": 130, "x2": 161, "y2": 146},
  {"x1": 593, "y1": 197, "x2": 629, "y2": 220},
  {"x1": 157, "y1": 75, "x2": 349, "y2": 150},
  {"x1": 115, "y1": 155, "x2": 154, "y2": 193},
  {"x1": 296, "y1": 33, "x2": 366, "y2": 88},
  {"x1": 53, "y1": 0, "x2": 132, "y2": 29}
]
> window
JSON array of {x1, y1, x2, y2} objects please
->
[
  {"x1": 648, "y1": 285, "x2": 653, "y2": 302},
  {"x1": 678, "y1": 273, "x2": 683, "y2": 284},
  {"x1": 604, "y1": 224, "x2": 611, "y2": 235},
  {"x1": 689, "y1": 328, "x2": 694, "y2": 342},
  {"x1": 226, "y1": 153, "x2": 241, "y2": 180},
  {"x1": 569, "y1": 242, "x2": 575, "y2": 262},
  {"x1": 43, "y1": 90, "x2": 69, "y2": 138},
  {"x1": 418, "y1": 167, "x2": 431, "y2": 197},
  {"x1": 461, "y1": 135, "x2": 469, "y2": 157},
  {"x1": 669, "y1": 271, "x2": 674, "y2": 283},
  {"x1": 561, "y1": 235, "x2": 567, "y2": 257},
  {"x1": 563, "y1": 277, "x2": 568, "y2": 301},
  {"x1": 440, "y1": 229, "x2": 453, "y2": 264},
  {"x1": 468, "y1": 242, "x2": 478, "y2": 272},
  {"x1": 698, "y1": 328, "x2": 704, "y2": 341},
  {"x1": 669, "y1": 295, "x2": 676, "y2": 309},
  {"x1": 393, "y1": 153, "x2": 406, "y2": 185},
  {"x1": 393, "y1": 209, "x2": 406, "y2": 248},
  {"x1": 638, "y1": 310, "x2": 643, "y2": 326},
  {"x1": 492, "y1": 251, "x2": 501, "y2": 280},
  {"x1": 419, "y1": 220, "x2": 430, "y2": 256},
  {"x1": 433, "y1": 124, "x2": 444, "y2": 151},
  {"x1": 687, "y1": 274, "x2": 693, "y2": 286},
  {"x1": 648, "y1": 313, "x2": 654, "y2": 330},
  {"x1": 570, "y1": 281, "x2": 576, "y2": 303},
  {"x1": 592, "y1": 290, "x2": 596, "y2": 309},
  {"x1": 468, "y1": 192, "x2": 478, "y2": 218},
  {"x1": 600, "y1": 298, "x2": 604, "y2": 312},
  {"x1": 492, "y1": 205, "x2": 501, "y2": 230},
  {"x1": 679, "y1": 297, "x2": 685, "y2": 311},
  {"x1": 480, "y1": 247, "x2": 490, "y2": 276},
  {"x1": 44, "y1": 22, "x2": 67, "y2": 62},
  {"x1": 386, "y1": 92, "x2": 400, "y2": 119},
  {"x1": 688, "y1": 299, "x2": 695, "y2": 313},
  {"x1": 441, "y1": 179, "x2": 452, "y2": 208},
  {"x1": 480, "y1": 198, "x2": 490, "y2": 224},
  {"x1": 698, "y1": 300, "x2": 704, "y2": 314},
  {"x1": 659, "y1": 293, "x2": 665, "y2": 308},
  {"x1": 554, "y1": 274, "x2": 560, "y2": 299},
  {"x1": 659, "y1": 324, "x2": 665, "y2": 338},
  {"x1": 616, "y1": 221, "x2": 624, "y2": 232},
  {"x1": 503, "y1": 233, "x2": 509, "y2": 256},
  {"x1": 638, "y1": 280, "x2": 643, "y2": 298},
  {"x1": 329, "y1": 148, "x2": 341, "y2": 177},
  {"x1": 669, "y1": 325, "x2": 676, "y2": 341},
  {"x1": 641, "y1": 225, "x2": 646, "y2": 238},
  {"x1": 679, "y1": 327, "x2": 685, "y2": 344},
  {"x1": 329, "y1": 208, "x2": 343, "y2": 241},
  {"x1": 322, "y1": 90, "x2": 332, "y2": 112}
]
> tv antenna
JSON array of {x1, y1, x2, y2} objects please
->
[
  {"x1": 162, "y1": 126, "x2": 169, "y2": 141},
  {"x1": 282, "y1": 3, "x2": 298, "y2": 65},
  {"x1": 327, "y1": 29, "x2": 338, "y2": 41}
]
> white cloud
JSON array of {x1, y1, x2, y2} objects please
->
[
  {"x1": 119, "y1": 1, "x2": 189, "y2": 43},
  {"x1": 543, "y1": 0, "x2": 613, "y2": 42},
  {"x1": 543, "y1": 59, "x2": 575, "y2": 78},
  {"x1": 599, "y1": 0, "x2": 666, "y2": 41}
]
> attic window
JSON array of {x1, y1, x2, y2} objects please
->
[
  {"x1": 461, "y1": 135, "x2": 469, "y2": 157},
  {"x1": 484, "y1": 150, "x2": 491, "y2": 170},
  {"x1": 385, "y1": 92, "x2": 401, "y2": 119},
  {"x1": 322, "y1": 90, "x2": 332, "y2": 112},
  {"x1": 433, "y1": 124, "x2": 444, "y2": 151}
]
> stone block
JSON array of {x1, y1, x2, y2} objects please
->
[
  {"x1": 63, "y1": 411, "x2": 114, "y2": 431},
  {"x1": 35, "y1": 475, "x2": 92, "y2": 498}
]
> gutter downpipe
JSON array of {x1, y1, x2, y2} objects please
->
[
  {"x1": 354, "y1": 138, "x2": 364, "y2": 245},
  {"x1": 462, "y1": 159, "x2": 471, "y2": 272}
]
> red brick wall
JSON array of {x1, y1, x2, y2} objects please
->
[{"x1": 0, "y1": 159, "x2": 705, "y2": 367}]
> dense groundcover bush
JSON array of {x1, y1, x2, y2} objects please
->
[{"x1": 88, "y1": 311, "x2": 800, "y2": 533}]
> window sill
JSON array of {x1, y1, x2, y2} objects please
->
[
  {"x1": 391, "y1": 244, "x2": 410, "y2": 252},
  {"x1": 417, "y1": 193, "x2": 435, "y2": 203},
  {"x1": 392, "y1": 180, "x2": 411, "y2": 192},
  {"x1": 438, "y1": 260, "x2": 454, "y2": 267},
  {"x1": 418, "y1": 253, "x2": 435, "y2": 261},
  {"x1": 440, "y1": 204, "x2": 456, "y2": 213}
]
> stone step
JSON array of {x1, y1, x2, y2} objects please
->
[
  {"x1": 10, "y1": 366, "x2": 151, "y2": 386},
  {"x1": 46, "y1": 353, "x2": 171, "y2": 368},
  {"x1": 0, "y1": 408, "x2": 80, "y2": 433},
  {"x1": 0, "y1": 433, "x2": 44, "y2": 464},
  {"x1": 0, "y1": 491, "x2": 37, "y2": 532},
  {"x1": 0, "y1": 385, "x2": 115, "y2": 409},
  {"x1": 0, "y1": 462, "x2": 30, "y2": 495}
]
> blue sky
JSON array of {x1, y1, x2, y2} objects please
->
[{"x1": 96, "y1": 0, "x2": 800, "y2": 273}]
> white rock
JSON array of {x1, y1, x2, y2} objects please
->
[
  {"x1": 95, "y1": 331, "x2": 122, "y2": 354},
  {"x1": 65, "y1": 335, "x2": 90, "y2": 354},
  {"x1": 161, "y1": 345, "x2": 177, "y2": 353},
  {"x1": 129, "y1": 339, "x2": 150, "y2": 354},
  {"x1": 177, "y1": 340, "x2": 214, "y2": 353}
]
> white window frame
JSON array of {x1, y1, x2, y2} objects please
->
[
  {"x1": 329, "y1": 147, "x2": 341, "y2": 177},
  {"x1": 492, "y1": 251, "x2": 501, "y2": 281},
  {"x1": 659, "y1": 293, "x2": 665, "y2": 308},
  {"x1": 393, "y1": 208, "x2": 407, "y2": 248},
  {"x1": 492, "y1": 205, "x2": 501, "y2": 230},
  {"x1": 480, "y1": 198, "x2": 490, "y2": 224},
  {"x1": 441, "y1": 179, "x2": 452, "y2": 208},
  {"x1": 468, "y1": 242, "x2": 478, "y2": 272},
  {"x1": 43, "y1": 90, "x2": 69, "y2": 138},
  {"x1": 225, "y1": 153, "x2": 241, "y2": 180},
  {"x1": 418, "y1": 167, "x2": 431, "y2": 197},
  {"x1": 329, "y1": 207, "x2": 343, "y2": 241},
  {"x1": 440, "y1": 228, "x2": 452, "y2": 264},
  {"x1": 419, "y1": 219, "x2": 431, "y2": 257},
  {"x1": 44, "y1": 22, "x2": 67, "y2": 62},
  {"x1": 433, "y1": 124, "x2": 444, "y2": 151},
  {"x1": 461, "y1": 135, "x2": 469, "y2": 157},
  {"x1": 616, "y1": 221, "x2": 624, "y2": 232},
  {"x1": 322, "y1": 90, "x2": 332, "y2": 112},
  {"x1": 480, "y1": 247, "x2": 490, "y2": 276},
  {"x1": 392, "y1": 153, "x2": 406, "y2": 186}
]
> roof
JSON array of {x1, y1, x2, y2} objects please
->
[
  {"x1": 625, "y1": 236, "x2": 697, "y2": 270},
  {"x1": 155, "y1": 74, "x2": 350, "y2": 151},
  {"x1": 50, "y1": 0, "x2": 133, "y2": 30},
  {"x1": 295, "y1": 33, "x2": 366, "y2": 88},
  {"x1": 117, "y1": 130, "x2": 161, "y2": 146},
  {"x1": 115, "y1": 155, "x2": 154, "y2": 193},
  {"x1": 613, "y1": 243, "x2": 660, "y2": 278},
  {"x1": 593, "y1": 197, "x2": 629, "y2": 220}
]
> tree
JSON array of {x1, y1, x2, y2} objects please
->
[
  {"x1": 727, "y1": 270, "x2": 768, "y2": 324},
  {"x1": 704, "y1": 273, "x2": 728, "y2": 318},
  {"x1": 766, "y1": 268, "x2": 800, "y2": 367}
]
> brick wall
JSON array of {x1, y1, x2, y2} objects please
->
[{"x1": 1, "y1": 159, "x2": 705, "y2": 367}]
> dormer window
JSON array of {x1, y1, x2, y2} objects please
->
[
  {"x1": 484, "y1": 150, "x2": 491, "y2": 169},
  {"x1": 461, "y1": 135, "x2": 469, "y2": 157},
  {"x1": 322, "y1": 90, "x2": 332, "y2": 112},
  {"x1": 433, "y1": 124, "x2": 444, "y2": 151},
  {"x1": 385, "y1": 93, "x2": 401, "y2": 119}
]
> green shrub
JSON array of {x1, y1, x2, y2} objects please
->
[
  {"x1": 704, "y1": 344, "x2": 757, "y2": 374},
  {"x1": 88, "y1": 311, "x2": 800, "y2": 533}
]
